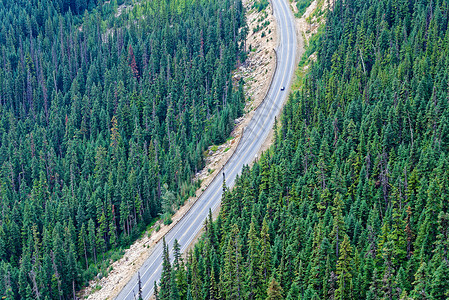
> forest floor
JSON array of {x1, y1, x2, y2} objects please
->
[{"x1": 80, "y1": 1, "x2": 279, "y2": 299}]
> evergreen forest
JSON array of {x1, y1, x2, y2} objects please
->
[
  {"x1": 156, "y1": 0, "x2": 449, "y2": 299},
  {"x1": 0, "y1": 0, "x2": 247, "y2": 298}
]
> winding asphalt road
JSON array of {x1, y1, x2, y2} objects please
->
[{"x1": 116, "y1": 0, "x2": 298, "y2": 298}]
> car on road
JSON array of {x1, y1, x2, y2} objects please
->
[{"x1": 281, "y1": 86, "x2": 285, "y2": 91}]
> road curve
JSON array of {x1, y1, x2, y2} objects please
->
[{"x1": 116, "y1": 0, "x2": 297, "y2": 298}]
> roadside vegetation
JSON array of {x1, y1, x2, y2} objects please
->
[
  {"x1": 0, "y1": 0, "x2": 247, "y2": 297},
  {"x1": 156, "y1": 0, "x2": 449, "y2": 299}
]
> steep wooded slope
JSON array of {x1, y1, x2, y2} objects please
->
[
  {"x1": 0, "y1": 0, "x2": 247, "y2": 298},
  {"x1": 156, "y1": 0, "x2": 449, "y2": 299}
]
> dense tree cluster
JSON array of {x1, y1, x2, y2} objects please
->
[
  {"x1": 157, "y1": 0, "x2": 449, "y2": 299},
  {"x1": 0, "y1": 0, "x2": 247, "y2": 298}
]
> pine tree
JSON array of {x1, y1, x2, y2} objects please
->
[
  {"x1": 173, "y1": 239, "x2": 181, "y2": 270},
  {"x1": 260, "y1": 217, "x2": 271, "y2": 286},
  {"x1": 434, "y1": 212, "x2": 449, "y2": 263},
  {"x1": 160, "y1": 238, "x2": 172, "y2": 300},
  {"x1": 170, "y1": 268, "x2": 179, "y2": 300},
  {"x1": 335, "y1": 235, "x2": 353, "y2": 299},
  {"x1": 380, "y1": 241, "x2": 397, "y2": 300},
  {"x1": 389, "y1": 197, "x2": 407, "y2": 266},
  {"x1": 128, "y1": 45, "x2": 139, "y2": 80},
  {"x1": 190, "y1": 253, "x2": 202, "y2": 300},
  {"x1": 87, "y1": 219, "x2": 97, "y2": 264},
  {"x1": 330, "y1": 193, "x2": 346, "y2": 259},
  {"x1": 246, "y1": 218, "x2": 263, "y2": 299},
  {"x1": 429, "y1": 260, "x2": 449, "y2": 299},
  {"x1": 286, "y1": 282, "x2": 300, "y2": 300},
  {"x1": 266, "y1": 278, "x2": 283, "y2": 300},
  {"x1": 209, "y1": 267, "x2": 219, "y2": 300},
  {"x1": 78, "y1": 223, "x2": 89, "y2": 269},
  {"x1": 411, "y1": 262, "x2": 429, "y2": 299},
  {"x1": 259, "y1": 155, "x2": 270, "y2": 193},
  {"x1": 220, "y1": 224, "x2": 243, "y2": 299}
]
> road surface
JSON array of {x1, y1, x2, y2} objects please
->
[{"x1": 116, "y1": 0, "x2": 297, "y2": 298}]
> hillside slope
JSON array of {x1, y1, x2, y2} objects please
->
[
  {"x1": 0, "y1": 0, "x2": 247, "y2": 298},
  {"x1": 155, "y1": 0, "x2": 449, "y2": 299}
]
